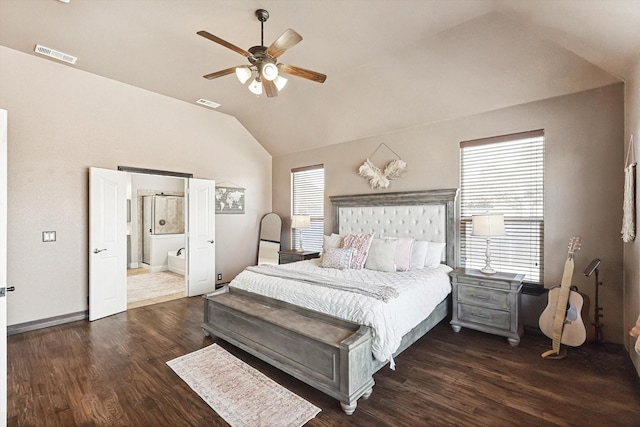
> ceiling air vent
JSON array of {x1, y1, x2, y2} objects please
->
[
  {"x1": 196, "y1": 98, "x2": 221, "y2": 109},
  {"x1": 34, "y1": 44, "x2": 77, "y2": 64}
]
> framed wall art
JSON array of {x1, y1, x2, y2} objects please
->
[{"x1": 215, "y1": 185, "x2": 245, "y2": 214}]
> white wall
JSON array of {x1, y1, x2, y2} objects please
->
[
  {"x1": 0, "y1": 46, "x2": 272, "y2": 326},
  {"x1": 145, "y1": 234, "x2": 185, "y2": 273},
  {"x1": 624, "y1": 56, "x2": 640, "y2": 374},
  {"x1": 273, "y1": 84, "x2": 625, "y2": 342}
]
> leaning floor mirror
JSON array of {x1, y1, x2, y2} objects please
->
[{"x1": 257, "y1": 212, "x2": 282, "y2": 265}]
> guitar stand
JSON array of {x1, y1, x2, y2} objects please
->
[
  {"x1": 541, "y1": 347, "x2": 567, "y2": 359},
  {"x1": 584, "y1": 258, "x2": 604, "y2": 344}
]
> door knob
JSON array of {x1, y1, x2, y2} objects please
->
[
  {"x1": 207, "y1": 240, "x2": 215, "y2": 244},
  {"x1": 93, "y1": 248, "x2": 107, "y2": 254}
]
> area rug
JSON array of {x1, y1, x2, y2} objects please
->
[
  {"x1": 127, "y1": 271, "x2": 184, "y2": 303},
  {"x1": 167, "y1": 344, "x2": 321, "y2": 427}
]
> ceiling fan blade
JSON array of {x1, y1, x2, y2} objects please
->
[
  {"x1": 267, "y1": 28, "x2": 303, "y2": 58},
  {"x1": 262, "y1": 79, "x2": 279, "y2": 98},
  {"x1": 203, "y1": 67, "x2": 238, "y2": 80},
  {"x1": 278, "y1": 64, "x2": 327, "y2": 83},
  {"x1": 197, "y1": 30, "x2": 251, "y2": 57}
]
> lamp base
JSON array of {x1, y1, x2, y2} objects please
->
[
  {"x1": 295, "y1": 248, "x2": 305, "y2": 253},
  {"x1": 481, "y1": 237, "x2": 497, "y2": 274}
]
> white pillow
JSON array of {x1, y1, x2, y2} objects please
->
[
  {"x1": 365, "y1": 239, "x2": 397, "y2": 272},
  {"x1": 323, "y1": 234, "x2": 343, "y2": 251},
  {"x1": 320, "y1": 247, "x2": 354, "y2": 269},
  {"x1": 424, "y1": 242, "x2": 446, "y2": 267},
  {"x1": 410, "y1": 241, "x2": 429, "y2": 269},
  {"x1": 381, "y1": 236, "x2": 414, "y2": 271}
]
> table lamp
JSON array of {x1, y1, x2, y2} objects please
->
[
  {"x1": 472, "y1": 213, "x2": 505, "y2": 274},
  {"x1": 291, "y1": 214, "x2": 311, "y2": 252}
]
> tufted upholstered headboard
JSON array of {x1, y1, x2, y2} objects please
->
[{"x1": 329, "y1": 189, "x2": 459, "y2": 267}]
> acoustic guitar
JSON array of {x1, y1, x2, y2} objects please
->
[{"x1": 539, "y1": 236, "x2": 586, "y2": 358}]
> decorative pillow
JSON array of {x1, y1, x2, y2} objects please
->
[
  {"x1": 382, "y1": 236, "x2": 414, "y2": 271},
  {"x1": 323, "y1": 234, "x2": 343, "y2": 251},
  {"x1": 365, "y1": 239, "x2": 397, "y2": 272},
  {"x1": 341, "y1": 233, "x2": 375, "y2": 269},
  {"x1": 410, "y1": 240, "x2": 429, "y2": 269},
  {"x1": 424, "y1": 242, "x2": 446, "y2": 267},
  {"x1": 320, "y1": 247, "x2": 354, "y2": 270}
]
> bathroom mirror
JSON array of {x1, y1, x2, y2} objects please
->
[{"x1": 257, "y1": 212, "x2": 282, "y2": 265}]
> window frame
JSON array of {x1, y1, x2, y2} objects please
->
[
  {"x1": 291, "y1": 164, "x2": 324, "y2": 253},
  {"x1": 459, "y1": 130, "x2": 545, "y2": 292}
]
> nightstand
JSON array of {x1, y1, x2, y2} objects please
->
[
  {"x1": 278, "y1": 250, "x2": 320, "y2": 264},
  {"x1": 449, "y1": 268, "x2": 525, "y2": 347}
]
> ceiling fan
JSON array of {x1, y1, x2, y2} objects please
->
[{"x1": 197, "y1": 9, "x2": 327, "y2": 98}]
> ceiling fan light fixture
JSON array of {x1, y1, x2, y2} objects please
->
[
  {"x1": 248, "y1": 78, "x2": 263, "y2": 95},
  {"x1": 274, "y1": 75, "x2": 288, "y2": 91},
  {"x1": 198, "y1": 8, "x2": 326, "y2": 98},
  {"x1": 235, "y1": 66, "x2": 252, "y2": 84},
  {"x1": 261, "y1": 62, "x2": 278, "y2": 81}
]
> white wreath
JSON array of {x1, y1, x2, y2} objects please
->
[{"x1": 358, "y1": 158, "x2": 407, "y2": 189}]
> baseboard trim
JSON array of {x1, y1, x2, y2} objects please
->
[{"x1": 8, "y1": 310, "x2": 88, "y2": 335}]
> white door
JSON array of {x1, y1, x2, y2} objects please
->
[
  {"x1": 89, "y1": 167, "x2": 127, "y2": 321},
  {"x1": 187, "y1": 178, "x2": 215, "y2": 296},
  {"x1": 0, "y1": 109, "x2": 8, "y2": 427}
]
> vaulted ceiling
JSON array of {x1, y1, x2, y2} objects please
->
[{"x1": 1, "y1": 0, "x2": 639, "y2": 156}]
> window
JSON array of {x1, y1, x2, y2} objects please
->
[
  {"x1": 291, "y1": 164, "x2": 324, "y2": 253},
  {"x1": 460, "y1": 130, "x2": 544, "y2": 285}
]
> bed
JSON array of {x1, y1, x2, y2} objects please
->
[{"x1": 202, "y1": 189, "x2": 459, "y2": 414}]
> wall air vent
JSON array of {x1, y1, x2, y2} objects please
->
[
  {"x1": 196, "y1": 98, "x2": 221, "y2": 109},
  {"x1": 34, "y1": 44, "x2": 77, "y2": 64}
]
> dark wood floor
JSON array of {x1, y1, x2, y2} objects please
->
[{"x1": 8, "y1": 296, "x2": 640, "y2": 426}]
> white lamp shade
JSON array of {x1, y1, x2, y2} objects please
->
[
  {"x1": 261, "y1": 62, "x2": 278, "y2": 81},
  {"x1": 274, "y1": 75, "x2": 288, "y2": 91},
  {"x1": 248, "y1": 78, "x2": 263, "y2": 95},
  {"x1": 235, "y1": 66, "x2": 252, "y2": 84},
  {"x1": 291, "y1": 214, "x2": 311, "y2": 229},
  {"x1": 472, "y1": 213, "x2": 505, "y2": 237}
]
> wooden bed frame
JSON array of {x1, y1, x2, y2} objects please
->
[{"x1": 202, "y1": 189, "x2": 459, "y2": 414}]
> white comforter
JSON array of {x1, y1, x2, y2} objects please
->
[{"x1": 229, "y1": 260, "x2": 452, "y2": 367}]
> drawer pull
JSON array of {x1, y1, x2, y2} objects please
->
[
  {"x1": 471, "y1": 294, "x2": 491, "y2": 300},
  {"x1": 470, "y1": 312, "x2": 492, "y2": 320}
]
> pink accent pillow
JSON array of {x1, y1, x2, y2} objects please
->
[
  {"x1": 397, "y1": 237, "x2": 415, "y2": 271},
  {"x1": 341, "y1": 233, "x2": 375, "y2": 269},
  {"x1": 383, "y1": 236, "x2": 414, "y2": 271},
  {"x1": 320, "y1": 247, "x2": 354, "y2": 270}
]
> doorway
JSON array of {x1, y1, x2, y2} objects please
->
[
  {"x1": 89, "y1": 167, "x2": 216, "y2": 321},
  {"x1": 126, "y1": 173, "x2": 186, "y2": 309}
]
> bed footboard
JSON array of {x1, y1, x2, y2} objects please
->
[{"x1": 202, "y1": 286, "x2": 375, "y2": 415}]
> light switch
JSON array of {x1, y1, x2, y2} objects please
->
[{"x1": 42, "y1": 231, "x2": 56, "y2": 242}]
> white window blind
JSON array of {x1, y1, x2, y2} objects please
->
[
  {"x1": 460, "y1": 130, "x2": 544, "y2": 284},
  {"x1": 291, "y1": 165, "x2": 324, "y2": 253}
]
